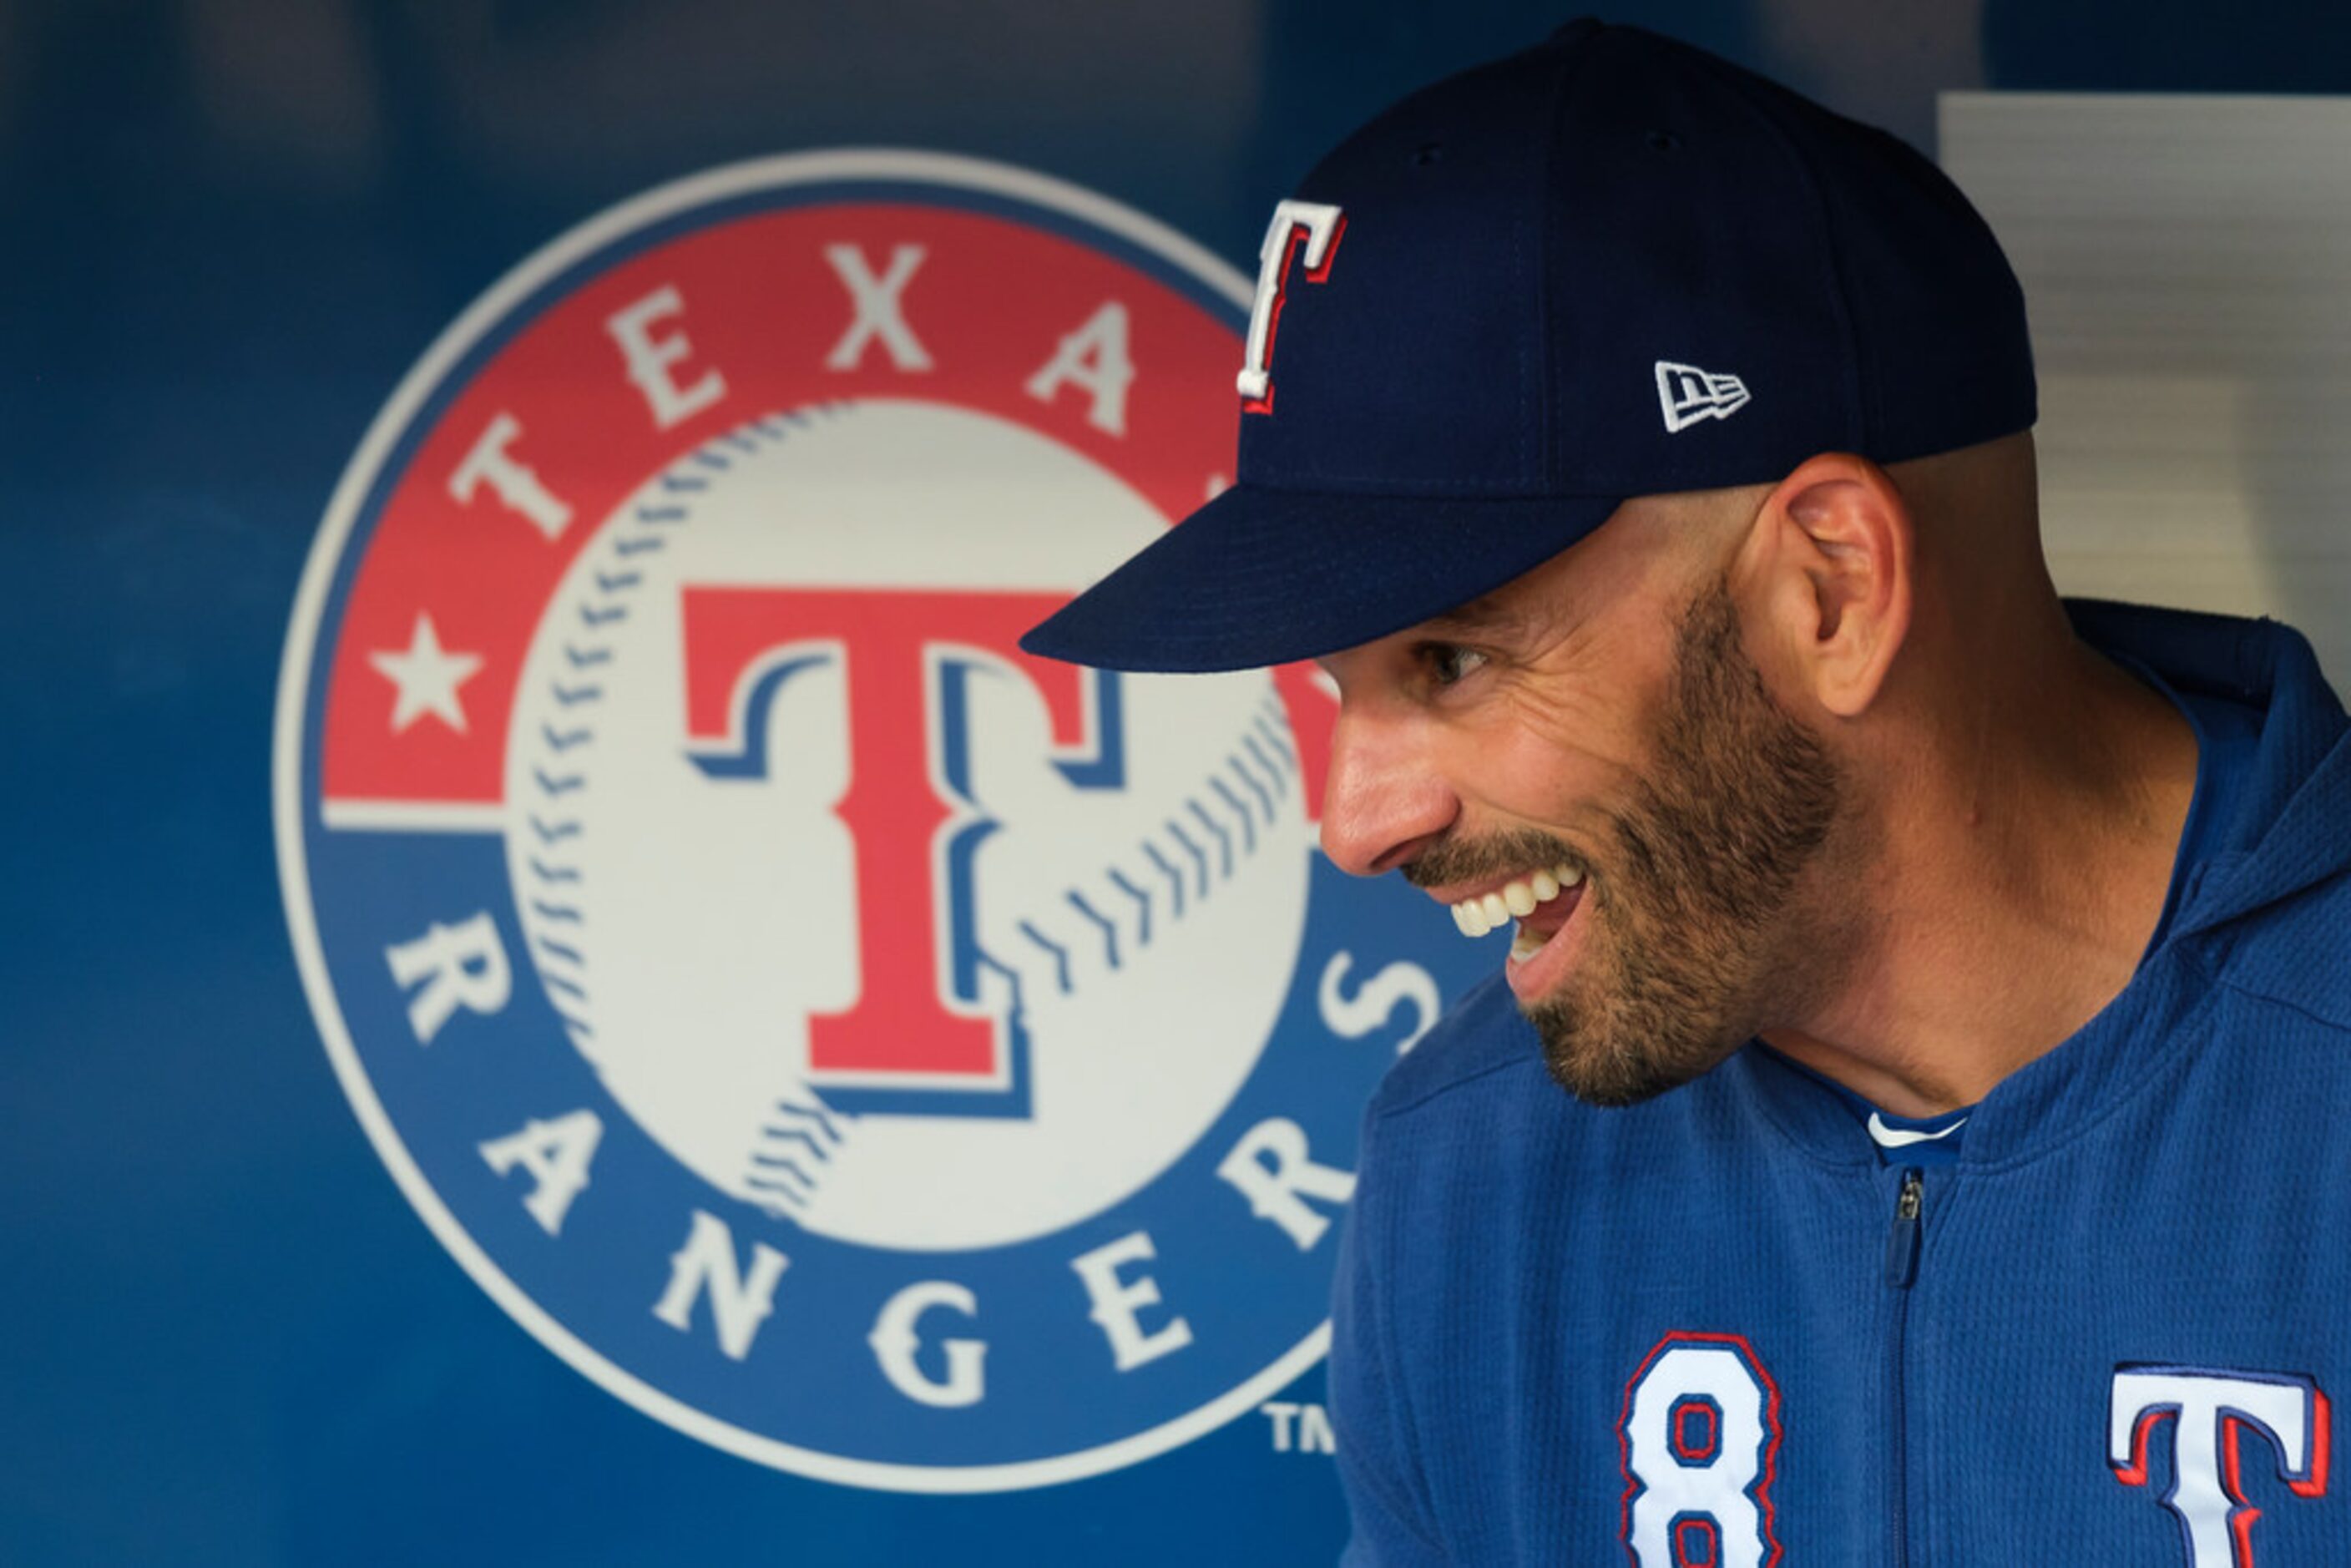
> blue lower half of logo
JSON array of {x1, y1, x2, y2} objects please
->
[{"x1": 306, "y1": 822, "x2": 1484, "y2": 1475}]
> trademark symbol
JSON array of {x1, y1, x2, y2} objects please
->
[{"x1": 1259, "y1": 1400, "x2": 1335, "y2": 1454}]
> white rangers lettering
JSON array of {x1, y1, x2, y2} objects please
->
[
  {"x1": 652, "y1": 1209, "x2": 789, "y2": 1362},
  {"x1": 1216, "y1": 1117, "x2": 1355, "y2": 1251},
  {"x1": 605, "y1": 283, "x2": 727, "y2": 429},
  {"x1": 477, "y1": 1109, "x2": 603, "y2": 1236},
  {"x1": 1070, "y1": 1229, "x2": 1192, "y2": 1372},
  {"x1": 869, "y1": 1280, "x2": 987, "y2": 1409},
  {"x1": 446, "y1": 411, "x2": 574, "y2": 540},
  {"x1": 1024, "y1": 300, "x2": 1135, "y2": 436},
  {"x1": 1317, "y1": 951, "x2": 1440, "y2": 1055},
  {"x1": 823, "y1": 243, "x2": 933, "y2": 372},
  {"x1": 1622, "y1": 1335, "x2": 1781, "y2": 1568},
  {"x1": 2110, "y1": 1366, "x2": 2331, "y2": 1567},
  {"x1": 384, "y1": 911, "x2": 511, "y2": 1044}
]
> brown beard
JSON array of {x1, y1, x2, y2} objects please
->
[
  {"x1": 1532, "y1": 574, "x2": 1846, "y2": 1105},
  {"x1": 1406, "y1": 574, "x2": 1847, "y2": 1106}
]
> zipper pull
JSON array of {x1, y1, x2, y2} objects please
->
[{"x1": 1883, "y1": 1168, "x2": 1924, "y2": 1289}]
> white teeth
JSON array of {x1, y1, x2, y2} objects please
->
[
  {"x1": 1447, "y1": 860, "x2": 1586, "y2": 939},
  {"x1": 1510, "y1": 923, "x2": 1545, "y2": 964}
]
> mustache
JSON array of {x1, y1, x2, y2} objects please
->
[{"x1": 1401, "y1": 827, "x2": 1587, "y2": 891}]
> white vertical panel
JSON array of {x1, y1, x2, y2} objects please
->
[{"x1": 1939, "y1": 93, "x2": 2351, "y2": 693}]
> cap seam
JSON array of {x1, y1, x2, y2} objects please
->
[
  {"x1": 1681, "y1": 53, "x2": 1869, "y2": 452},
  {"x1": 1533, "y1": 26, "x2": 1601, "y2": 492},
  {"x1": 1231, "y1": 463, "x2": 1606, "y2": 496},
  {"x1": 1209, "y1": 477, "x2": 1634, "y2": 502}
]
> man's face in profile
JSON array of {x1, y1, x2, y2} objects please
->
[{"x1": 1317, "y1": 504, "x2": 1849, "y2": 1105}]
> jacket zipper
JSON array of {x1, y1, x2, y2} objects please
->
[{"x1": 1883, "y1": 1166, "x2": 1924, "y2": 1568}]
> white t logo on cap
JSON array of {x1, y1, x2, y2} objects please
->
[
  {"x1": 1238, "y1": 200, "x2": 1346, "y2": 414},
  {"x1": 1656, "y1": 360, "x2": 1751, "y2": 432}
]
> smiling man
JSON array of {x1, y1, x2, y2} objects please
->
[{"x1": 1023, "y1": 20, "x2": 2351, "y2": 1567}]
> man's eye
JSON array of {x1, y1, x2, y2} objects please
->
[{"x1": 1416, "y1": 643, "x2": 1489, "y2": 688}]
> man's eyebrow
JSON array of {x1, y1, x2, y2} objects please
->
[{"x1": 1418, "y1": 595, "x2": 1524, "y2": 636}]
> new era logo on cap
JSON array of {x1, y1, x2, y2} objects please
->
[{"x1": 1656, "y1": 360, "x2": 1752, "y2": 432}]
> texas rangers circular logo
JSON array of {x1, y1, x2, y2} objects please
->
[{"x1": 275, "y1": 150, "x2": 1469, "y2": 1491}]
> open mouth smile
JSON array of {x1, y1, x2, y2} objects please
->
[
  {"x1": 1433, "y1": 861, "x2": 1593, "y2": 1002},
  {"x1": 1447, "y1": 862, "x2": 1580, "y2": 938}
]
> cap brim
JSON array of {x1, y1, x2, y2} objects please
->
[{"x1": 1020, "y1": 482, "x2": 1625, "y2": 672}]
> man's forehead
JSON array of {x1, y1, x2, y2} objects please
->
[
  {"x1": 1417, "y1": 593, "x2": 1531, "y2": 638},
  {"x1": 1307, "y1": 500, "x2": 1717, "y2": 672},
  {"x1": 1313, "y1": 585, "x2": 1546, "y2": 674},
  {"x1": 1418, "y1": 536, "x2": 1615, "y2": 637},
  {"x1": 1412, "y1": 499, "x2": 1675, "y2": 639},
  {"x1": 1442, "y1": 584, "x2": 1534, "y2": 624}
]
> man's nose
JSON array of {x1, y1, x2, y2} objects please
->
[{"x1": 1317, "y1": 706, "x2": 1456, "y2": 877}]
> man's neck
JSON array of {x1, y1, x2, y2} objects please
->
[{"x1": 1761, "y1": 638, "x2": 2201, "y2": 1118}]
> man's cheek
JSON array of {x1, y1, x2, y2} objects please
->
[{"x1": 1481, "y1": 753, "x2": 1641, "y2": 844}]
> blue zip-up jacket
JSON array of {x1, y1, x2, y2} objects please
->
[{"x1": 1332, "y1": 604, "x2": 2351, "y2": 1567}]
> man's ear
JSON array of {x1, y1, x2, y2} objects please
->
[{"x1": 1742, "y1": 453, "x2": 1914, "y2": 719}]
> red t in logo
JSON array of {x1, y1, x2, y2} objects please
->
[{"x1": 681, "y1": 585, "x2": 1120, "y2": 1117}]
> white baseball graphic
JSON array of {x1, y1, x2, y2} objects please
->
[{"x1": 503, "y1": 399, "x2": 1312, "y2": 1252}]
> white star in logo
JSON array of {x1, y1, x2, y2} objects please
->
[{"x1": 369, "y1": 612, "x2": 485, "y2": 735}]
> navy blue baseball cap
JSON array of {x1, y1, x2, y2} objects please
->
[{"x1": 1021, "y1": 18, "x2": 2035, "y2": 673}]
